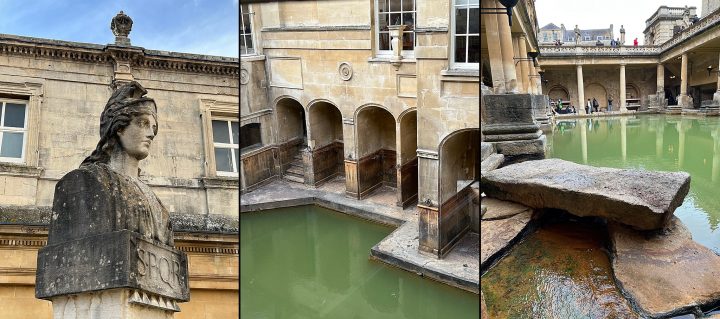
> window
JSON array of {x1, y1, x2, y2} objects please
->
[
  {"x1": 240, "y1": 123, "x2": 262, "y2": 152},
  {"x1": 212, "y1": 119, "x2": 239, "y2": 175},
  {"x1": 584, "y1": 36, "x2": 590, "y2": 41},
  {"x1": 568, "y1": 37, "x2": 574, "y2": 42},
  {"x1": 376, "y1": 0, "x2": 416, "y2": 56},
  {"x1": 544, "y1": 34, "x2": 548, "y2": 42},
  {"x1": 553, "y1": 33, "x2": 558, "y2": 40},
  {"x1": 0, "y1": 99, "x2": 27, "y2": 163},
  {"x1": 241, "y1": 4, "x2": 254, "y2": 55},
  {"x1": 597, "y1": 36, "x2": 603, "y2": 40},
  {"x1": 452, "y1": 0, "x2": 479, "y2": 68}
]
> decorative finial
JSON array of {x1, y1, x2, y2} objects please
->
[{"x1": 111, "y1": 11, "x2": 133, "y2": 46}]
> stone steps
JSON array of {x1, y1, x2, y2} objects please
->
[
  {"x1": 286, "y1": 165, "x2": 303, "y2": 176},
  {"x1": 283, "y1": 174, "x2": 304, "y2": 183}
]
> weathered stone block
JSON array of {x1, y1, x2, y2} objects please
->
[
  {"x1": 36, "y1": 230, "x2": 189, "y2": 301},
  {"x1": 481, "y1": 158, "x2": 690, "y2": 230}
]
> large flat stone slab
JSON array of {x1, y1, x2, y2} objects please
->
[
  {"x1": 610, "y1": 218, "x2": 720, "y2": 318},
  {"x1": 480, "y1": 210, "x2": 532, "y2": 271},
  {"x1": 481, "y1": 158, "x2": 690, "y2": 230},
  {"x1": 481, "y1": 197, "x2": 531, "y2": 220}
]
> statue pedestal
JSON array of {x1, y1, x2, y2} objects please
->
[
  {"x1": 36, "y1": 231, "x2": 189, "y2": 319},
  {"x1": 481, "y1": 94, "x2": 546, "y2": 164},
  {"x1": 51, "y1": 289, "x2": 176, "y2": 319}
]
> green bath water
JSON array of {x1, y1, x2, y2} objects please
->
[
  {"x1": 240, "y1": 205, "x2": 479, "y2": 319},
  {"x1": 483, "y1": 115, "x2": 720, "y2": 317}
]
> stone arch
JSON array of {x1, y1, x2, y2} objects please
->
[
  {"x1": 397, "y1": 108, "x2": 418, "y2": 207},
  {"x1": 584, "y1": 83, "x2": 608, "y2": 110},
  {"x1": 626, "y1": 83, "x2": 640, "y2": 99},
  {"x1": 547, "y1": 85, "x2": 570, "y2": 102},
  {"x1": 438, "y1": 128, "x2": 480, "y2": 204},
  {"x1": 306, "y1": 99, "x2": 345, "y2": 185},
  {"x1": 354, "y1": 104, "x2": 397, "y2": 198},
  {"x1": 274, "y1": 96, "x2": 307, "y2": 179}
]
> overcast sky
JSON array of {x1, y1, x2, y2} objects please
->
[
  {"x1": 0, "y1": 0, "x2": 238, "y2": 57},
  {"x1": 536, "y1": 0, "x2": 703, "y2": 45}
]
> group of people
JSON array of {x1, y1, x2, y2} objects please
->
[
  {"x1": 552, "y1": 96, "x2": 616, "y2": 115},
  {"x1": 552, "y1": 99, "x2": 576, "y2": 114}
]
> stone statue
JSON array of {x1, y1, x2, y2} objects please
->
[
  {"x1": 36, "y1": 81, "x2": 189, "y2": 316},
  {"x1": 49, "y1": 81, "x2": 173, "y2": 246},
  {"x1": 574, "y1": 25, "x2": 580, "y2": 45}
]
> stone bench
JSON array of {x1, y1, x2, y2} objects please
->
[{"x1": 481, "y1": 158, "x2": 690, "y2": 230}]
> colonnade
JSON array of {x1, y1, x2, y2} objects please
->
[{"x1": 481, "y1": 0, "x2": 541, "y2": 94}]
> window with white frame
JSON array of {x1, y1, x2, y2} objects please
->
[
  {"x1": 241, "y1": 4, "x2": 254, "y2": 55},
  {"x1": 0, "y1": 99, "x2": 27, "y2": 163},
  {"x1": 452, "y1": 0, "x2": 479, "y2": 68},
  {"x1": 376, "y1": 0, "x2": 416, "y2": 56},
  {"x1": 584, "y1": 36, "x2": 590, "y2": 41},
  {"x1": 212, "y1": 119, "x2": 239, "y2": 175}
]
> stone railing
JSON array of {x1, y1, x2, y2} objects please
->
[{"x1": 539, "y1": 45, "x2": 660, "y2": 57}]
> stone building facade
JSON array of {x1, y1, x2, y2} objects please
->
[
  {"x1": 241, "y1": 0, "x2": 479, "y2": 257},
  {"x1": 539, "y1": 23, "x2": 615, "y2": 46},
  {"x1": 644, "y1": 6, "x2": 698, "y2": 46},
  {"x1": 0, "y1": 14, "x2": 239, "y2": 319}
]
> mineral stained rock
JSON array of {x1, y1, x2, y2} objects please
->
[{"x1": 481, "y1": 158, "x2": 690, "y2": 230}]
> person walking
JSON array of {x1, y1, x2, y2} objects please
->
[
  {"x1": 587, "y1": 98, "x2": 593, "y2": 114},
  {"x1": 592, "y1": 97, "x2": 599, "y2": 112},
  {"x1": 608, "y1": 95, "x2": 613, "y2": 112}
]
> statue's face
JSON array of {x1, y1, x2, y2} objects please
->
[{"x1": 117, "y1": 108, "x2": 157, "y2": 161}]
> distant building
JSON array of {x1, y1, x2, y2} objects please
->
[
  {"x1": 539, "y1": 23, "x2": 614, "y2": 46},
  {"x1": 644, "y1": 6, "x2": 698, "y2": 45}
]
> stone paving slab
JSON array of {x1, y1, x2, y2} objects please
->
[
  {"x1": 610, "y1": 217, "x2": 720, "y2": 318},
  {"x1": 481, "y1": 197, "x2": 531, "y2": 220},
  {"x1": 370, "y1": 217, "x2": 479, "y2": 293},
  {"x1": 480, "y1": 210, "x2": 533, "y2": 272}
]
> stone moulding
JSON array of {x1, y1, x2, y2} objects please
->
[
  {"x1": 338, "y1": 62, "x2": 353, "y2": 81},
  {"x1": 0, "y1": 34, "x2": 239, "y2": 76}
]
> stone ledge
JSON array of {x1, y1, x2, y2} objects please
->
[
  {"x1": 0, "y1": 162, "x2": 43, "y2": 178},
  {"x1": 202, "y1": 176, "x2": 239, "y2": 189}
]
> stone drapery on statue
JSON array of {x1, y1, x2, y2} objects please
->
[{"x1": 36, "y1": 81, "x2": 189, "y2": 316}]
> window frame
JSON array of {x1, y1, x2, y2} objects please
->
[
  {"x1": 239, "y1": 122, "x2": 262, "y2": 153},
  {"x1": 0, "y1": 98, "x2": 29, "y2": 163},
  {"x1": 212, "y1": 117, "x2": 240, "y2": 177},
  {"x1": 240, "y1": 3, "x2": 256, "y2": 56},
  {"x1": 200, "y1": 99, "x2": 240, "y2": 178},
  {"x1": 450, "y1": 0, "x2": 479, "y2": 69},
  {"x1": 375, "y1": 0, "x2": 417, "y2": 59}
]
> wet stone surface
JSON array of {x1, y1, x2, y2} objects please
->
[
  {"x1": 482, "y1": 158, "x2": 691, "y2": 230},
  {"x1": 482, "y1": 218, "x2": 640, "y2": 318},
  {"x1": 610, "y1": 217, "x2": 720, "y2": 318},
  {"x1": 480, "y1": 207, "x2": 533, "y2": 271}
]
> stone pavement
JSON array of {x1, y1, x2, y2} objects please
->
[{"x1": 241, "y1": 176, "x2": 480, "y2": 294}]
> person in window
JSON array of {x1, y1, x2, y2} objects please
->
[{"x1": 48, "y1": 81, "x2": 174, "y2": 247}]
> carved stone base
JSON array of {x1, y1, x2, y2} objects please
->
[{"x1": 51, "y1": 289, "x2": 177, "y2": 319}]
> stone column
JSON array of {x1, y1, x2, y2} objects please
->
[
  {"x1": 577, "y1": 64, "x2": 586, "y2": 114},
  {"x1": 714, "y1": 52, "x2": 720, "y2": 103},
  {"x1": 512, "y1": 35, "x2": 523, "y2": 93},
  {"x1": 518, "y1": 35, "x2": 530, "y2": 94},
  {"x1": 620, "y1": 64, "x2": 627, "y2": 112},
  {"x1": 657, "y1": 63, "x2": 665, "y2": 95},
  {"x1": 621, "y1": 117, "x2": 628, "y2": 162},
  {"x1": 535, "y1": 66, "x2": 543, "y2": 94},
  {"x1": 497, "y1": 2, "x2": 518, "y2": 93},
  {"x1": 680, "y1": 53, "x2": 689, "y2": 107},
  {"x1": 482, "y1": 0, "x2": 505, "y2": 93}
]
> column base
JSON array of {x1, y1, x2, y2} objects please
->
[{"x1": 51, "y1": 289, "x2": 179, "y2": 319}]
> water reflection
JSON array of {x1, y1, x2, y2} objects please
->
[
  {"x1": 240, "y1": 206, "x2": 479, "y2": 319},
  {"x1": 549, "y1": 115, "x2": 720, "y2": 253}
]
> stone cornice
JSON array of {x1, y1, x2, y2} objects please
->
[
  {"x1": 0, "y1": 33, "x2": 239, "y2": 77},
  {"x1": 261, "y1": 25, "x2": 370, "y2": 32}
]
